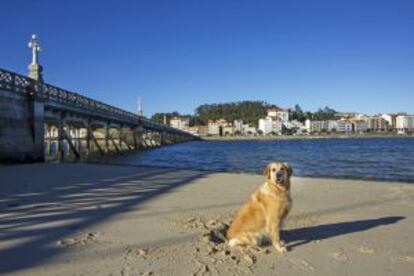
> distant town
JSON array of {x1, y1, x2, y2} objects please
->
[{"x1": 152, "y1": 102, "x2": 414, "y2": 137}]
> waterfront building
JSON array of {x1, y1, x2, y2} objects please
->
[
  {"x1": 267, "y1": 108, "x2": 289, "y2": 122},
  {"x1": 196, "y1": 125, "x2": 209, "y2": 136},
  {"x1": 258, "y1": 117, "x2": 282, "y2": 135},
  {"x1": 336, "y1": 120, "x2": 353, "y2": 133},
  {"x1": 234, "y1": 120, "x2": 243, "y2": 134},
  {"x1": 381, "y1": 114, "x2": 396, "y2": 130},
  {"x1": 242, "y1": 124, "x2": 257, "y2": 135},
  {"x1": 328, "y1": 120, "x2": 338, "y2": 132},
  {"x1": 352, "y1": 120, "x2": 369, "y2": 133},
  {"x1": 367, "y1": 116, "x2": 389, "y2": 132},
  {"x1": 305, "y1": 119, "x2": 311, "y2": 132},
  {"x1": 284, "y1": 120, "x2": 305, "y2": 135},
  {"x1": 396, "y1": 115, "x2": 414, "y2": 134},
  {"x1": 207, "y1": 120, "x2": 220, "y2": 136},
  {"x1": 208, "y1": 119, "x2": 229, "y2": 136},
  {"x1": 170, "y1": 116, "x2": 190, "y2": 131},
  {"x1": 309, "y1": 120, "x2": 329, "y2": 133},
  {"x1": 223, "y1": 125, "x2": 235, "y2": 136},
  {"x1": 258, "y1": 118, "x2": 272, "y2": 135},
  {"x1": 258, "y1": 107, "x2": 288, "y2": 135},
  {"x1": 188, "y1": 126, "x2": 199, "y2": 136}
]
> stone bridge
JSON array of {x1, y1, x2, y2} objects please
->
[{"x1": 0, "y1": 67, "x2": 198, "y2": 163}]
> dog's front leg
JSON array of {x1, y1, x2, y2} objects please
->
[{"x1": 269, "y1": 218, "x2": 287, "y2": 253}]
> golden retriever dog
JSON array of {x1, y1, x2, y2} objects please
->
[{"x1": 227, "y1": 162, "x2": 293, "y2": 253}]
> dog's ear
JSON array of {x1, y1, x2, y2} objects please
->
[
  {"x1": 284, "y1": 163, "x2": 293, "y2": 177},
  {"x1": 263, "y1": 164, "x2": 271, "y2": 180}
]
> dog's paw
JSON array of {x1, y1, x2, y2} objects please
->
[{"x1": 274, "y1": 244, "x2": 288, "y2": 253}]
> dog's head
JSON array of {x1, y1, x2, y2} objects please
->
[{"x1": 263, "y1": 162, "x2": 293, "y2": 188}]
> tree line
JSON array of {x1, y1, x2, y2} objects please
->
[{"x1": 151, "y1": 101, "x2": 338, "y2": 126}]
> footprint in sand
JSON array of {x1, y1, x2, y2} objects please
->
[
  {"x1": 332, "y1": 251, "x2": 349, "y2": 263},
  {"x1": 358, "y1": 246, "x2": 375, "y2": 254},
  {"x1": 392, "y1": 254, "x2": 414, "y2": 263},
  {"x1": 124, "y1": 247, "x2": 148, "y2": 261},
  {"x1": 288, "y1": 258, "x2": 315, "y2": 271},
  {"x1": 57, "y1": 231, "x2": 101, "y2": 247}
]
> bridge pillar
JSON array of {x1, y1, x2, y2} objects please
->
[
  {"x1": 119, "y1": 126, "x2": 123, "y2": 151},
  {"x1": 86, "y1": 121, "x2": 91, "y2": 156},
  {"x1": 133, "y1": 128, "x2": 139, "y2": 150},
  {"x1": 57, "y1": 112, "x2": 64, "y2": 161},
  {"x1": 105, "y1": 123, "x2": 110, "y2": 153}
]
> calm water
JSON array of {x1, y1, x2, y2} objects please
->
[{"x1": 111, "y1": 137, "x2": 414, "y2": 183}]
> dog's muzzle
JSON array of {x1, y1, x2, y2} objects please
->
[{"x1": 276, "y1": 172, "x2": 284, "y2": 182}]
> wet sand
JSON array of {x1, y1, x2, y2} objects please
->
[{"x1": 0, "y1": 163, "x2": 413, "y2": 275}]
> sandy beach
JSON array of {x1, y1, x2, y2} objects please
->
[{"x1": 0, "y1": 163, "x2": 413, "y2": 275}]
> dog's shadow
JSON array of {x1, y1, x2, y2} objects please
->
[{"x1": 281, "y1": 216, "x2": 405, "y2": 249}]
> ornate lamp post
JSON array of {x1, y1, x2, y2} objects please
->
[{"x1": 28, "y1": 34, "x2": 43, "y2": 82}]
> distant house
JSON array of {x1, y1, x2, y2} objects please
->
[
  {"x1": 381, "y1": 114, "x2": 396, "y2": 130},
  {"x1": 267, "y1": 108, "x2": 289, "y2": 122},
  {"x1": 336, "y1": 120, "x2": 353, "y2": 133},
  {"x1": 308, "y1": 120, "x2": 329, "y2": 133},
  {"x1": 207, "y1": 120, "x2": 220, "y2": 136},
  {"x1": 328, "y1": 120, "x2": 338, "y2": 132},
  {"x1": 259, "y1": 118, "x2": 272, "y2": 134},
  {"x1": 234, "y1": 120, "x2": 244, "y2": 134},
  {"x1": 396, "y1": 115, "x2": 414, "y2": 134},
  {"x1": 351, "y1": 120, "x2": 369, "y2": 133},
  {"x1": 223, "y1": 125, "x2": 234, "y2": 136},
  {"x1": 208, "y1": 119, "x2": 231, "y2": 136},
  {"x1": 367, "y1": 116, "x2": 389, "y2": 132},
  {"x1": 196, "y1": 125, "x2": 209, "y2": 136},
  {"x1": 259, "y1": 117, "x2": 282, "y2": 135},
  {"x1": 233, "y1": 119, "x2": 257, "y2": 135},
  {"x1": 170, "y1": 116, "x2": 190, "y2": 131},
  {"x1": 258, "y1": 107, "x2": 288, "y2": 135},
  {"x1": 306, "y1": 119, "x2": 353, "y2": 134},
  {"x1": 242, "y1": 124, "x2": 257, "y2": 135},
  {"x1": 188, "y1": 126, "x2": 199, "y2": 136}
]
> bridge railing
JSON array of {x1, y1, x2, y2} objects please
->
[{"x1": 0, "y1": 68, "x2": 194, "y2": 136}]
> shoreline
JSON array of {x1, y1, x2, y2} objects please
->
[
  {"x1": 82, "y1": 161, "x2": 414, "y2": 184},
  {"x1": 1, "y1": 163, "x2": 413, "y2": 275},
  {"x1": 201, "y1": 133, "x2": 414, "y2": 141}
]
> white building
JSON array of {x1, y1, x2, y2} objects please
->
[
  {"x1": 336, "y1": 120, "x2": 353, "y2": 133},
  {"x1": 207, "y1": 120, "x2": 221, "y2": 136},
  {"x1": 267, "y1": 108, "x2": 289, "y2": 122},
  {"x1": 367, "y1": 116, "x2": 388, "y2": 131},
  {"x1": 259, "y1": 118, "x2": 273, "y2": 135},
  {"x1": 258, "y1": 107, "x2": 288, "y2": 135},
  {"x1": 258, "y1": 117, "x2": 282, "y2": 135},
  {"x1": 328, "y1": 120, "x2": 338, "y2": 132},
  {"x1": 242, "y1": 125, "x2": 257, "y2": 135},
  {"x1": 234, "y1": 120, "x2": 244, "y2": 134},
  {"x1": 381, "y1": 114, "x2": 393, "y2": 126},
  {"x1": 305, "y1": 119, "x2": 311, "y2": 132},
  {"x1": 352, "y1": 120, "x2": 369, "y2": 133},
  {"x1": 208, "y1": 119, "x2": 232, "y2": 136},
  {"x1": 396, "y1": 115, "x2": 414, "y2": 134},
  {"x1": 223, "y1": 125, "x2": 235, "y2": 136},
  {"x1": 284, "y1": 120, "x2": 306, "y2": 135},
  {"x1": 170, "y1": 116, "x2": 190, "y2": 131},
  {"x1": 309, "y1": 120, "x2": 329, "y2": 133}
]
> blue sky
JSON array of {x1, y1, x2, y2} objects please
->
[{"x1": 1, "y1": 0, "x2": 413, "y2": 116}]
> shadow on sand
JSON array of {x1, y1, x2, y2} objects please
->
[
  {"x1": 0, "y1": 163, "x2": 209, "y2": 274},
  {"x1": 284, "y1": 216, "x2": 405, "y2": 249}
]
